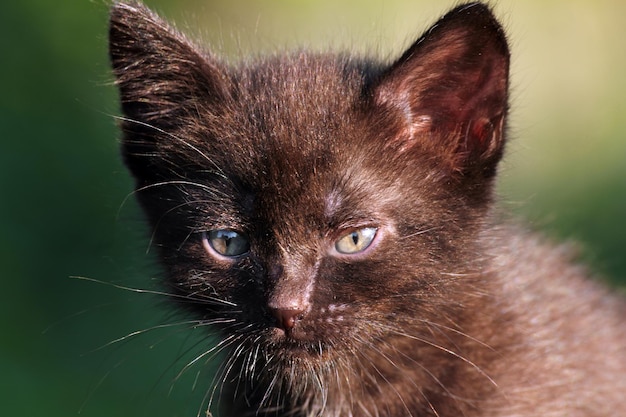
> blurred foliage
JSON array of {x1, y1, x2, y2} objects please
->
[{"x1": 1, "y1": 1, "x2": 623, "y2": 416}]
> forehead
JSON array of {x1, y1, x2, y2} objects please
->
[
  {"x1": 235, "y1": 55, "x2": 365, "y2": 143},
  {"x1": 225, "y1": 55, "x2": 370, "y2": 191},
  {"x1": 194, "y1": 54, "x2": 406, "y2": 228}
]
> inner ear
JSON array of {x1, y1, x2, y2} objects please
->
[{"x1": 374, "y1": 3, "x2": 510, "y2": 178}]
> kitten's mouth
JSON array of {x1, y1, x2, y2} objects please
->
[{"x1": 267, "y1": 328, "x2": 328, "y2": 357}]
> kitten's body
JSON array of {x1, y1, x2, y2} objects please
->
[{"x1": 108, "y1": 2, "x2": 626, "y2": 416}]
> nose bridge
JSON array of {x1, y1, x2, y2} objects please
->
[{"x1": 267, "y1": 250, "x2": 316, "y2": 311}]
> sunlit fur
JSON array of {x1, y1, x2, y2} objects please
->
[{"x1": 109, "y1": 2, "x2": 626, "y2": 416}]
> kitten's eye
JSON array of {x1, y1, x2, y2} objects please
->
[
  {"x1": 335, "y1": 227, "x2": 378, "y2": 254},
  {"x1": 203, "y1": 230, "x2": 250, "y2": 258}
]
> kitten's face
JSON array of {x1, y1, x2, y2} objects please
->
[
  {"x1": 146, "y1": 58, "x2": 458, "y2": 353},
  {"x1": 110, "y1": 1, "x2": 509, "y2": 413}
]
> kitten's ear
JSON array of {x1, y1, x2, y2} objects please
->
[
  {"x1": 109, "y1": 2, "x2": 229, "y2": 124},
  {"x1": 374, "y1": 2, "x2": 509, "y2": 179},
  {"x1": 109, "y1": 2, "x2": 229, "y2": 179}
]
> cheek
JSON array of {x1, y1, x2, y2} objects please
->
[
  {"x1": 314, "y1": 258, "x2": 407, "y2": 308},
  {"x1": 176, "y1": 243, "x2": 262, "y2": 297}
]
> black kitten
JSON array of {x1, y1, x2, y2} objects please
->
[{"x1": 109, "y1": 2, "x2": 626, "y2": 416}]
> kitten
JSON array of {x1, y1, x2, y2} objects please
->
[{"x1": 108, "y1": 1, "x2": 626, "y2": 416}]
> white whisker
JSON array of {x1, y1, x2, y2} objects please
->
[
  {"x1": 398, "y1": 226, "x2": 442, "y2": 240},
  {"x1": 383, "y1": 325, "x2": 498, "y2": 389},
  {"x1": 71, "y1": 275, "x2": 237, "y2": 307}
]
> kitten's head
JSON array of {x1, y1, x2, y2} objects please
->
[{"x1": 110, "y1": 1, "x2": 508, "y2": 412}]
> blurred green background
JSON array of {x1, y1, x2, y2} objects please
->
[{"x1": 1, "y1": 0, "x2": 624, "y2": 416}]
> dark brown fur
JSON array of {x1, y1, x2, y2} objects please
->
[{"x1": 109, "y1": 2, "x2": 626, "y2": 416}]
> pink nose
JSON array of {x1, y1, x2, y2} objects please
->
[{"x1": 270, "y1": 308, "x2": 304, "y2": 333}]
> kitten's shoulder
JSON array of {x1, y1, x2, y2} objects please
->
[
  {"x1": 483, "y1": 223, "x2": 626, "y2": 416},
  {"x1": 485, "y1": 222, "x2": 625, "y2": 323},
  {"x1": 485, "y1": 223, "x2": 623, "y2": 302}
]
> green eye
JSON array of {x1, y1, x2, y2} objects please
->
[
  {"x1": 335, "y1": 227, "x2": 378, "y2": 254},
  {"x1": 203, "y1": 230, "x2": 250, "y2": 257}
]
